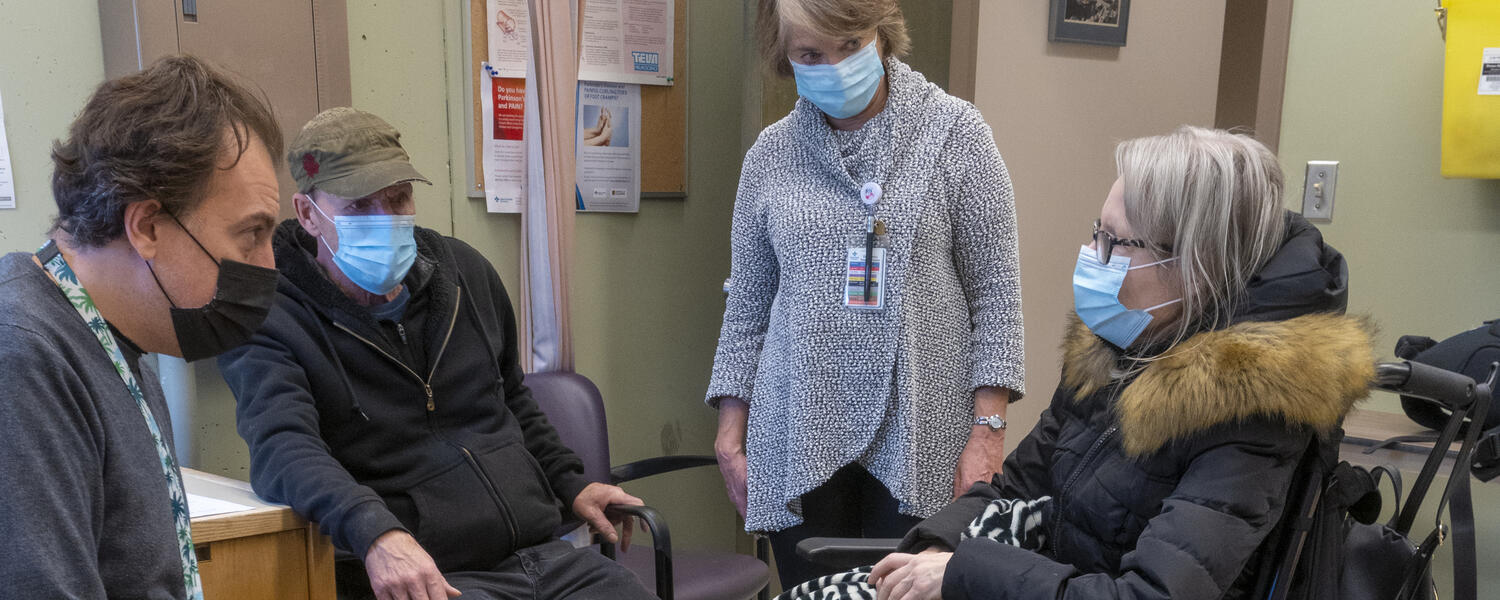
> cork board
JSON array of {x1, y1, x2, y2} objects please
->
[{"x1": 470, "y1": 0, "x2": 687, "y2": 197}]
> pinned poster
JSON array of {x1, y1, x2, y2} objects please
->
[
  {"x1": 0, "y1": 91, "x2": 14, "y2": 210},
  {"x1": 579, "y1": 0, "x2": 673, "y2": 86},
  {"x1": 481, "y1": 63, "x2": 526, "y2": 213},
  {"x1": 486, "y1": 0, "x2": 531, "y2": 78},
  {"x1": 574, "y1": 81, "x2": 641, "y2": 213}
]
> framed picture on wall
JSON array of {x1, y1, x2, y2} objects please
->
[{"x1": 1049, "y1": 0, "x2": 1130, "y2": 46}]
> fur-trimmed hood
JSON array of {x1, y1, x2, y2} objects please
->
[
  {"x1": 1062, "y1": 313, "x2": 1375, "y2": 455},
  {"x1": 1060, "y1": 212, "x2": 1372, "y2": 456}
]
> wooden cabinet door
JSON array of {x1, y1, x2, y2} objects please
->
[{"x1": 197, "y1": 529, "x2": 311, "y2": 600}]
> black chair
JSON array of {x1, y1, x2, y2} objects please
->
[{"x1": 527, "y1": 371, "x2": 771, "y2": 600}]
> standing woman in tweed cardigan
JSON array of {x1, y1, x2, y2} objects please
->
[{"x1": 707, "y1": 0, "x2": 1025, "y2": 587}]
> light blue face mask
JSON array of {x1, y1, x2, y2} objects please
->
[
  {"x1": 1072, "y1": 245, "x2": 1181, "y2": 349},
  {"x1": 310, "y1": 199, "x2": 417, "y2": 295},
  {"x1": 791, "y1": 39, "x2": 886, "y2": 119}
]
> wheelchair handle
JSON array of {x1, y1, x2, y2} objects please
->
[{"x1": 1375, "y1": 361, "x2": 1477, "y2": 410}]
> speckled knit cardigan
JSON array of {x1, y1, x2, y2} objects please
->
[{"x1": 707, "y1": 58, "x2": 1025, "y2": 532}]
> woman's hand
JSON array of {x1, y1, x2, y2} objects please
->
[
  {"x1": 870, "y1": 551, "x2": 952, "y2": 600},
  {"x1": 955, "y1": 387, "x2": 1011, "y2": 498},
  {"x1": 714, "y1": 397, "x2": 750, "y2": 518},
  {"x1": 955, "y1": 429, "x2": 1005, "y2": 498}
]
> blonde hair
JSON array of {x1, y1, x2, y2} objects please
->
[
  {"x1": 756, "y1": 0, "x2": 910, "y2": 78},
  {"x1": 1115, "y1": 126, "x2": 1287, "y2": 349}
]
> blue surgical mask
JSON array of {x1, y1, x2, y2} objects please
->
[
  {"x1": 1073, "y1": 245, "x2": 1181, "y2": 349},
  {"x1": 310, "y1": 200, "x2": 418, "y2": 295},
  {"x1": 791, "y1": 39, "x2": 886, "y2": 119}
]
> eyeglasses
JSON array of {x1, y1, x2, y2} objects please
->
[{"x1": 1091, "y1": 219, "x2": 1148, "y2": 264}]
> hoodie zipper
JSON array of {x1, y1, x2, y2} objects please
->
[
  {"x1": 1051, "y1": 423, "x2": 1119, "y2": 560},
  {"x1": 333, "y1": 288, "x2": 463, "y2": 411},
  {"x1": 332, "y1": 287, "x2": 520, "y2": 541}
]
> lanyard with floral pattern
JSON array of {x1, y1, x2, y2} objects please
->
[{"x1": 36, "y1": 241, "x2": 204, "y2": 600}]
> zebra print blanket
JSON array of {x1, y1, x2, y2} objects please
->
[{"x1": 773, "y1": 496, "x2": 1052, "y2": 600}]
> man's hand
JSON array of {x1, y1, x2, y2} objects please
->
[
  {"x1": 572, "y1": 482, "x2": 644, "y2": 550},
  {"x1": 870, "y1": 551, "x2": 952, "y2": 600},
  {"x1": 364, "y1": 530, "x2": 462, "y2": 600},
  {"x1": 713, "y1": 397, "x2": 750, "y2": 518}
]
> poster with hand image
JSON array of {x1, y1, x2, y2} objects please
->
[{"x1": 575, "y1": 81, "x2": 641, "y2": 212}]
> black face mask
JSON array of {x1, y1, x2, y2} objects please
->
[{"x1": 145, "y1": 213, "x2": 280, "y2": 362}]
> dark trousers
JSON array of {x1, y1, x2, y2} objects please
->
[
  {"x1": 336, "y1": 540, "x2": 654, "y2": 600},
  {"x1": 767, "y1": 463, "x2": 923, "y2": 589}
]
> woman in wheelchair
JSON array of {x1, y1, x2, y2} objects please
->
[{"x1": 785, "y1": 126, "x2": 1377, "y2": 599}]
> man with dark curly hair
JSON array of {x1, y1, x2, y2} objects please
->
[{"x1": 0, "y1": 55, "x2": 283, "y2": 599}]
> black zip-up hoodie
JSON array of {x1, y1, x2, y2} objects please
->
[{"x1": 219, "y1": 220, "x2": 590, "y2": 572}]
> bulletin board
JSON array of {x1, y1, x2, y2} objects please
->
[{"x1": 469, "y1": 0, "x2": 687, "y2": 198}]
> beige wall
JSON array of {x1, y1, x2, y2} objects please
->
[{"x1": 970, "y1": 0, "x2": 1228, "y2": 438}]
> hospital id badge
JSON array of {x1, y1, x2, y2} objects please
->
[{"x1": 844, "y1": 247, "x2": 886, "y2": 310}]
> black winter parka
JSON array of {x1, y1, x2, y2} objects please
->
[{"x1": 901, "y1": 213, "x2": 1374, "y2": 600}]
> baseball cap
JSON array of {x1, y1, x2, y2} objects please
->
[{"x1": 287, "y1": 107, "x2": 431, "y2": 199}]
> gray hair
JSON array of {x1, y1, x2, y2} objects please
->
[
  {"x1": 757, "y1": 0, "x2": 910, "y2": 78},
  {"x1": 1116, "y1": 126, "x2": 1287, "y2": 348}
]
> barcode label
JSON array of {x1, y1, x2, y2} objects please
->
[{"x1": 1483, "y1": 48, "x2": 1500, "y2": 94}]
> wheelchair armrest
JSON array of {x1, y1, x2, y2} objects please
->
[
  {"x1": 602, "y1": 503, "x2": 674, "y2": 599},
  {"x1": 795, "y1": 537, "x2": 903, "y2": 572},
  {"x1": 609, "y1": 455, "x2": 717, "y2": 484}
]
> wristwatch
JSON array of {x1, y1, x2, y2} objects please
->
[{"x1": 974, "y1": 414, "x2": 1007, "y2": 431}]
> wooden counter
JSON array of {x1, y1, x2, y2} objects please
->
[{"x1": 185, "y1": 469, "x2": 336, "y2": 600}]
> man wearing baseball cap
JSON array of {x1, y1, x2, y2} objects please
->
[{"x1": 219, "y1": 108, "x2": 652, "y2": 600}]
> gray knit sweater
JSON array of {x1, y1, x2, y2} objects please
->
[
  {"x1": 0, "y1": 252, "x2": 185, "y2": 598},
  {"x1": 708, "y1": 59, "x2": 1025, "y2": 532}
]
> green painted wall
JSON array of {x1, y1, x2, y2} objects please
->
[
  {"x1": 1280, "y1": 3, "x2": 1500, "y2": 407},
  {"x1": 1278, "y1": 2, "x2": 1500, "y2": 595},
  {"x1": 0, "y1": 0, "x2": 104, "y2": 250}
]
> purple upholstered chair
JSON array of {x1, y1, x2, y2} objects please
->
[{"x1": 526, "y1": 371, "x2": 771, "y2": 600}]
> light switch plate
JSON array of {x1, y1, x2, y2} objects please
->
[{"x1": 1302, "y1": 161, "x2": 1339, "y2": 222}]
